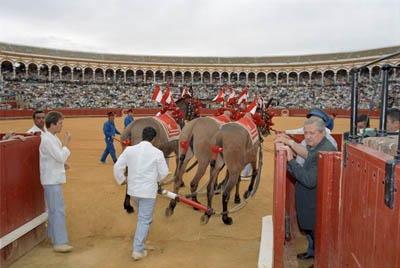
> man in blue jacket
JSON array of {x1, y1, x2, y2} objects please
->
[
  {"x1": 124, "y1": 108, "x2": 134, "y2": 128},
  {"x1": 100, "y1": 112, "x2": 120, "y2": 163}
]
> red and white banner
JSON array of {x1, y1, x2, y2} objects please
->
[
  {"x1": 258, "y1": 95, "x2": 265, "y2": 108},
  {"x1": 227, "y1": 88, "x2": 236, "y2": 104},
  {"x1": 212, "y1": 88, "x2": 226, "y2": 103},
  {"x1": 161, "y1": 87, "x2": 173, "y2": 104},
  {"x1": 247, "y1": 93, "x2": 257, "y2": 114},
  {"x1": 237, "y1": 88, "x2": 248, "y2": 105},
  {"x1": 181, "y1": 88, "x2": 191, "y2": 97},
  {"x1": 152, "y1": 85, "x2": 163, "y2": 103}
]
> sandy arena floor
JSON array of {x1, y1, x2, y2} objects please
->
[{"x1": 1, "y1": 115, "x2": 370, "y2": 268}]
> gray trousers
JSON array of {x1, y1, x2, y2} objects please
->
[{"x1": 43, "y1": 184, "x2": 69, "y2": 246}]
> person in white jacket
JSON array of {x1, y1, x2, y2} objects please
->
[
  {"x1": 114, "y1": 126, "x2": 169, "y2": 261},
  {"x1": 27, "y1": 110, "x2": 46, "y2": 134},
  {"x1": 39, "y1": 111, "x2": 72, "y2": 253}
]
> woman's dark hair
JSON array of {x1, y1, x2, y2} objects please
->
[
  {"x1": 357, "y1": 114, "x2": 370, "y2": 128},
  {"x1": 45, "y1": 111, "x2": 64, "y2": 128},
  {"x1": 142, "y1": 126, "x2": 157, "y2": 141}
]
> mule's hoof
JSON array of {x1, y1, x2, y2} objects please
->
[
  {"x1": 125, "y1": 206, "x2": 134, "y2": 214},
  {"x1": 200, "y1": 214, "x2": 210, "y2": 225},
  {"x1": 223, "y1": 216, "x2": 233, "y2": 225},
  {"x1": 180, "y1": 181, "x2": 185, "y2": 188},
  {"x1": 165, "y1": 207, "x2": 174, "y2": 217},
  {"x1": 234, "y1": 196, "x2": 241, "y2": 204},
  {"x1": 193, "y1": 206, "x2": 199, "y2": 211},
  {"x1": 243, "y1": 190, "x2": 250, "y2": 199}
]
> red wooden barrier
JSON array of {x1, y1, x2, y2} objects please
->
[
  {"x1": 0, "y1": 135, "x2": 47, "y2": 268},
  {"x1": 339, "y1": 143, "x2": 400, "y2": 268},
  {"x1": 273, "y1": 145, "x2": 287, "y2": 268},
  {"x1": 314, "y1": 151, "x2": 342, "y2": 268}
]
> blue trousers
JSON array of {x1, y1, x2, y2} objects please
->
[
  {"x1": 242, "y1": 163, "x2": 252, "y2": 177},
  {"x1": 132, "y1": 197, "x2": 156, "y2": 253},
  {"x1": 101, "y1": 139, "x2": 117, "y2": 163},
  {"x1": 305, "y1": 230, "x2": 315, "y2": 256},
  {"x1": 43, "y1": 184, "x2": 69, "y2": 246}
]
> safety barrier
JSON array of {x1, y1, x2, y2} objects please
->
[
  {"x1": 0, "y1": 108, "x2": 381, "y2": 119},
  {"x1": 273, "y1": 134, "x2": 343, "y2": 267},
  {"x1": 0, "y1": 134, "x2": 47, "y2": 268}
]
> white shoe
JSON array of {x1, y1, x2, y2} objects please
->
[
  {"x1": 132, "y1": 250, "x2": 147, "y2": 260},
  {"x1": 54, "y1": 244, "x2": 73, "y2": 253},
  {"x1": 145, "y1": 244, "x2": 156, "y2": 251}
]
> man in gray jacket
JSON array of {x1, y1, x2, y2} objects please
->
[{"x1": 275, "y1": 117, "x2": 337, "y2": 268}]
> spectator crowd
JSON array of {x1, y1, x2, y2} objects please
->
[{"x1": 0, "y1": 79, "x2": 399, "y2": 110}]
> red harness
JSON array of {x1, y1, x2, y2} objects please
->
[{"x1": 154, "y1": 113, "x2": 181, "y2": 141}]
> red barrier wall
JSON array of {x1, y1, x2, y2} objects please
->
[
  {"x1": 0, "y1": 108, "x2": 381, "y2": 119},
  {"x1": 0, "y1": 135, "x2": 46, "y2": 267}
]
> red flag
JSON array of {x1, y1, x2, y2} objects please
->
[
  {"x1": 212, "y1": 88, "x2": 226, "y2": 103},
  {"x1": 247, "y1": 93, "x2": 257, "y2": 114},
  {"x1": 152, "y1": 85, "x2": 163, "y2": 103},
  {"x1": 161, "y1": 87, "x2": 171, "y2": 104},
  {"x1": 258, "y1": 95, "x2": 265, "y2": 108},
  {"x1": 237, "y1": 88, "x2": 248, "y2": 105},
  {"x1": 227, "y1": 88, "x2": 236, "y2": 104}
]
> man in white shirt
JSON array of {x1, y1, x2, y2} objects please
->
[
  {"x1": 114, "y1": 126, "x2": 169, "y2": 261},
  {"x1": 39, "y1": 111, "x2": 72, "y2": 253},
  {"x1": 27, "y1": 110, "x2": 46, "y2": 134}
]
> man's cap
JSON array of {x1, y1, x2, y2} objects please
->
[
  {"x1": 306, "y1": 108, "x2": 329, "y2": 122},
  {"x1": 107, "y1": 111, "x2": 115, "y2": 116},
  {"x1": 306, "y1": 107, "x2": 334, "y2": 131},
  {"x1": 127, "y1": 108, "x2": 134, "y2": 113}
]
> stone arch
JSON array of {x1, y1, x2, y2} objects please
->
[
  {"x1": 61, "y1": 66, "x2": 72, "y2": 81},
  {"x1": 248, "y1": 72, "x2": 256, "y2": 85},
  {"x1": 299, "y1": 71, "x2": 310, "y2": 84},
  {"x1": 371, "y1": 66, "x2": 380, "y2": 81},
  {"x1": 95, "y1": 68, "x2": 104, "y2": 82},
  {"x1": 267, "y1": 72, "x2": 276, "y2": 84},
  {"x1": 155, "y1": 70, "x2": 163, "y2": 83},
  {"x1": 336, "y1": 69, "x2": 348, "y2": 84},
  {"x1": 221, "y1": 72, "x2": 229, "y2": 84},
  {"x1": 116, "y1": 69, "x2": 124, "y2": 83},
  {"x1": 136, "y1": 70, "x2": 144, "y2": 83},
  {"x1": 145, "y1": 70, "x2": 154, "y2": 83},
  {"x1": 230, "y1": 72, "x2": 238, "y2": 83},
  {"x1": 288, "y1": 72, "x2": 298, "y2": 84},
  {"x1": 278, "y1": 72, "x2": 287, "y2": 84},
  {"x1": 203, "y1": 71, "x2": 210, "y2": 83},
  {"x1": 51, "y1": 65, "x2": 61, "y2": 81},
  {"x1": 311, "y1": 70, "x2": 322, "y2": 85},
  {"x1": 39, "y1": 64, "x2": 49, "y2": 81},
  {"x1": 183, "y1": 71, "x2": 192, "y2": 84},
  {"x1": 1, "y1": 61, "x2": 14, "y2": 80},
  {"x1": 105, "y1": 69, "x2": 114, "y2": 83},
  {"x1": 359, "y1": 67, "x2": 370, "y2": 82},
  {"x1": 239, "y1": 72, "x2": 246, "y2": 84},
  {"x1": 126, "y1": 70, "x2": 134, "y2": 83},
  {"x1": 28, "y1": 63, "x2": 38, "y2": 80},
  {"x1": 165, "y1": 71, "x2": 173, "y2": 83},
  {"x1": 84, "y1": 67, "x2": 94, "y2": 81},
  {"x1": 324, "y1": 70, "x2": 335, "y2": 85},
  {"x1": 193, "y1": 71, "x2": 201, "y2": 84},
  {"x1": 212, "y1": 72, "x2": 220, "y2": 83},
  {"x1": 174, "y1": 71, "x2": 182, "y2": 84},
  {"x1": 73, "y1": 67, "x2": 83, "y2": 81}
]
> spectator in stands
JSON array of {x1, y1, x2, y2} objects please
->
[
  {"x1": 100, "y1": 112, "x2": 120, "y2": 163},
  {"x1": 387, "y1": 108, "x2": 400, "y2": 133},
  {"x1": 356, "y1": 114, "x2": 370, "y2": 133},
  {"x1": 275, "y1": 117, "x2": 337, "y2": 267},
  {"x1": 39, "y1": 111, "x2": 73, "y2": 253},
  {"x1": 113, "y1": 126, "x2": 168, "y2": 261},
  {"x1": 124, "y1": 108, "x2": 134, "y2": 128},
  {"x1": 1, "y1": 130, "x2": 25, "y2": 141},
  {"x1": 27, "y1": 109, "x2": 46, "y2": 134}
]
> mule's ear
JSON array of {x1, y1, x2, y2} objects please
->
[{"x1": 266, "y1": 98, "x2": 273, "y2": 108}]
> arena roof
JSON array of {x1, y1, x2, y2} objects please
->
[{"x1": 0, "y1": 42, "x2": 399, "y2": 66}]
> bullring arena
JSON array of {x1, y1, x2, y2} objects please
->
[{"x1": 1, "y1": 43, "x2": 400, "y2": 268}]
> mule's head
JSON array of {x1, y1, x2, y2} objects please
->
[{"x1": 176, "y1": 96, "x2": 201, "y2": 122}]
